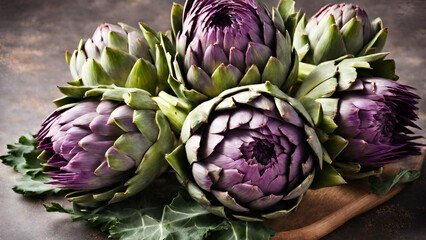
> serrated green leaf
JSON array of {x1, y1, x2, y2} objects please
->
[
  {"x1": 211, "y1": 220, "x2": 276, "y2": 240},
  {"x1": 0, "y1": 135, "x2": 61, "y2": 196},
  {"x1": 44, "y1": 174, "x2": 233, "y2": 240},
  {"x1": 45, "y1": 174, "x2": 178, "y2": 223},
  {"x1": 110, "y1": 192, "x2": 229, "y2": 240},
  {"x1": 44, "y1": 202, "x2": 118, "y2": 232},
  {"x1": 13, "y1": 174, "x2": 60, "y2": 197},
  {"x1": 369, "y1": 168, "x2": 420, "y2": 194}
]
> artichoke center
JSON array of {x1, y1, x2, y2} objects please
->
[
  {"x1": 374, "y1": 105, "x2": 396, "y2": 138},
  {"x1": 253, "y1": 140, "x2": 275, "y2": 165},
  {"x1": 210, "y1": 11, "x2": 233, "y2": 28},
  {"x1": 241, "y1": 138, "x2": 276, "y2": 166}
]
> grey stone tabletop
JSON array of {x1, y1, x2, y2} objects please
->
[{"x1": 0, "y1": 0, "x2": 424, "y2": 239}]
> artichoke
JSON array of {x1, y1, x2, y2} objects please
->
[
  {"x1": 167, "y1": 83, "x2": 323, "y2": 220},
  {"x1": 36, "y1": 86, "x2": 175, "y2": 204},
  {"x1": 294, "y1": 55, "x2": 421, "y2": 177},
  {"x1": 168, "y1": 0, "x2": 298, "y2": 105},
  {"x1": 294, "y1": 3, "x2": 387, "y2": 64},
  {"x1": 66, "y1": 22, "x2": 172, "y2": 95},
  {"x1": 333, "y1": 78, "x2": 421, "y2": 166}
]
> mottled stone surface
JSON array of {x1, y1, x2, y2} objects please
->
[{"x1": 0, "y1": 0, "x2": 424, "y2": 239}]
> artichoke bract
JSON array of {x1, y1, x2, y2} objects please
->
[
  {"x1": 37, "y1": 86, "x2": 175, "y2": 204},
  {"x1": 334, "y1": 78, "x2": 421, "y2": 166},
  {"x1": 167, "y1": 83, "x2": 323, "y2": 220},
  {"x1": 294, "y1": 3, "x2": 387, "y2": 64},
  {"x1": 66, "y1": 23, "x2": 171, "y2": 95},
  {"x1": 168, "y1": 0, "x2": 298, "y2": 105}
]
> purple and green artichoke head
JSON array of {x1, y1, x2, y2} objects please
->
[
  {"x1": 36, "y1": 86, "x2": 174, "y2": 204},
  {"x1": 334, "y1": 78, "x2": 421, "y2": 166},
  {"x1": 170, "y1": 0, "x2": 298, "y2": 103},
  {"x1": 294, "y1": 3, "x2": 387, "y2": 64},
  {"x1": 167, "y1": 83, "x2": 323, "y2": 220},
  {"x1": 66, "y1": 22, "x2": 170, "y2": 95}
]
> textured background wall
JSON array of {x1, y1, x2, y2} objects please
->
[{"x1": 0, "y1": 0, "x2": 424, "y2": 239}]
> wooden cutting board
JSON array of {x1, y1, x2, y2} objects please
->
[{"x1": 265, "y1": 150, "x2": 425, "y2": 240}]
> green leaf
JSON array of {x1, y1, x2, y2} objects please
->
[
  {"x1": 368, "y1": 59, "x2": 399, "y2": 80},
  {"x1": 53, "y1": 96, "x2": 81, "y2": 107},
  {"x1": 44, "y1": 170, "x2": 276, "y2": 240},
  {"x1": 125, "y1": 58, "x2": 157, "y2": 95},
  {"x1": 139, "y1": 22, "x2": 160, "y2": 58},
  {"x1": 313, "y1": 24, "x2": 346, "y2": 64},
  {"x1": 323, "y1": 134, "x2": 348, "y2": 160},
  {"x1": 58, "y1": 86, "x2": 95, "y2": 98},
  {"x1": 304, "y1": 125, "x2": 323, "y2": 169},
  {"x1": 277, "y1": 0, "x2": 295, "y2": 22},
  {"x1": 0, "y1": 135, "x2": 61, "y2": 196},
  {"x1": 262, "y1": 56, "x2": 286, "y2": 88},
  {"x1": 210, "y1": 64, "x2": 241, "y2": 97},
  {"x1": 108, "y1": 31, "x2": 129, "y2": 53},
  {"x1": 45, "y1": 174, "x2": 182, "y2": 232},
  {"x1": 112, "y1": 192, "x2": 229, "y2": 240},
  {"x1": 171, "y1": 3, "x2": 184, "y2": 39},
  {"x1": 304, "y1": 77, "x2": 337, "y2": 99},
  {"x1": 369, "y1": 168, "x2": 420, "y2": 194},
  {"x1": 166, "y1": 145, "x2": 190, "y2": 184},
  {"x1": 101, "y1": 47, "x2": 137, "y2": 87},
  {"x1": 295, "y1": 61, "x2": 337, "y2": 99},
  {"x1": 155, "y1": 43, "x2": 170, "y2": 93},
  {"x1": 336, "y1": 63, "x2": 360, "y2": 91},
  {"x1": 281, "y1": 50, "x2": 299, "y2": 92},
  {"x1": 13, "y1": 174, "x2": 60, "y2": 197},
  {"x1": 293, "y1": 14, "x2": 309, "y2": 60},
  {"x1": 44, "y1": 202, "x2": 119, "y2": 232},
  {"x1": 239, "y1": 65, "x2": 261, "y2": 86},
  {"x1": 299, "y1": 97, "x2": 322, "y2": 126},
  {"x1": 340, "y1": 17, "x2": 363, "y2": 55},
  {"x1": 211, "y1": 220, "x2": 276, "y2": 240},
  {"x1": 153, "y1": 92, "x2": 189, "y2": 134},
  {"x1": 310, "y1": 162, "x2": 346, "y2": 189},
  {"x1": 360, "y1": 28, "x2": 388, "y2": 56},
  {"x1": 271, "y1": 8, "x2": 286, "y2": 34},
  {"x1": 275, "y1": 29, "x2": 291, "y2": 73}
]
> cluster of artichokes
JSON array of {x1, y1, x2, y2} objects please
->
[{"x1": 34, "y1": 0, "x2": 420, "y2": 220}]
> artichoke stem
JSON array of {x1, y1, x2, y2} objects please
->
[{"x1": 298, "y1": 62, "x2": 316, "y2": 80}]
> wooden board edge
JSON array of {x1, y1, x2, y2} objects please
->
[{"x1": 272, "y1": 149, "x2": 425, "y2": 240}]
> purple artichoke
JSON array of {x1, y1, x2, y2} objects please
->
[
  {"x1": 37, "y1": 86, "x2": 174, "y2": 204},
  {"x1": 167, "y1": 83, "x2": 323, "y2": 220},
  {"x1": 169, "y1": 0, "x2": 298, "y2": 103},
  {"x1": 334, "y1": 78, "x2": 421, "y2": 166},
  {"x1": 295, "y1": 3, "x2": 387, "y2": 64},
  {"x1": 294, "y1": 55, "x2": 420, "y2": 178}
]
